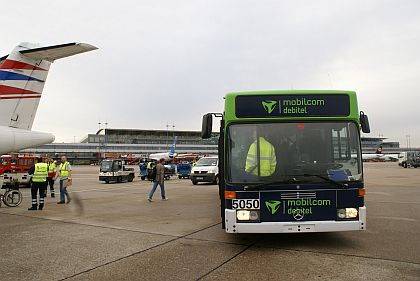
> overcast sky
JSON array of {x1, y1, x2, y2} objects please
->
[{"x1": 2, "y1": 0, "x2": 420, "y2": 146}]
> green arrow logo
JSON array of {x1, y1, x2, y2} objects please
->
[
  {"x1": 265, "y1": 200, "x2": 281, "y2": 215},
  {"x1": 261, "y1": 100, "x2": 278, "y2": 114}
]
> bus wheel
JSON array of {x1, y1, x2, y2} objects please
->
[
  {"x1": 221, "y1": 213, "x2": 226, "y2": 229},
  {"x1": 220, "y1": 195, "x2": 226, "y2": 229},
  {"x1": 105, "y1": 181, "x2": 110, "y2": 184},
  {"x1": 403, "y1": 162, "x2": 408, "y2": 168},
  {"x1": 178, "y1": 175, "x2": 182, "y2": 179},
  {"x1": 141, "y1": 176, "x2": 145, "y2": 181},
  {"x1": 192, "y1": 180, "x2": 198, "y2": 185}
]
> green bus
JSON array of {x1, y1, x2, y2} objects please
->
[{"x1": 202, "y1": 90, "x2": 370, "y2": 233}]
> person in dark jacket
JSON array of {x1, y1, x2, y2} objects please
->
[{"x1": 27, "y1": 157, "x2": 48, "y2": 210}]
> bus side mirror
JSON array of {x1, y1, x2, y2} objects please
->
[
  {"x1": 360, "y1": 111, "x2": 370, "y2": 133},
  {"x1": 201, "y1": 113, "x2": 213, "y2": 139}
]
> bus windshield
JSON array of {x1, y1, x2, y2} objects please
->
[{"x1": 228, "y1": 122, "x2": 362, "y2": 184}]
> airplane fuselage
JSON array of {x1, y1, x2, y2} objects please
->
[
  {"x1": 0, "y1": 126, "x2": 54, "y2": 154},
  {"x1": 149, "y1": 152, "x2": 177, "y2": 161},
  {"x1": 362, "y1": 153, "x2": 399, "y2": 161}
]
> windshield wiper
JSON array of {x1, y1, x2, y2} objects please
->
[
  {"x1": 244, "y1": 178, "x2": 301, "y2": 191},
  {"x1": 243, "y1": 173, "x2": 348, "y2": 190},
  {"x1": 302, "y1": 173, "x2": 348, "y2": 188}
]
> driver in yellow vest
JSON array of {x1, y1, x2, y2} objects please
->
[
  {"x1": 245, "y1": 133, "x2": 277, "y2": 177},
  {"x1": 28, "y1": 157, "x2": 48, "y2": 210},
  {"x1": 55, "y1": 156, "x2": 72, "y2": 204}
]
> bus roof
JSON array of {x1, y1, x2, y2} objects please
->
[{"x1": 224, "y1": 90, "x2": 359, "y2": 123}]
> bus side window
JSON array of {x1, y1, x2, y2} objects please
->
[{"x1": 332, "y1": 127, "x2": 351, "y2": 160}]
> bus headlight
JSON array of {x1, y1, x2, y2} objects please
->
[
  {"x1": 337, "y1": 208, "x2": 358, "y2": 219},
  {"x1": 236, "y1": 210, "x2": 260, "y2": 221}
]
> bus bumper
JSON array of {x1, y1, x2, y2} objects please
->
[{"x1": 225, "y1": 207, "x2": 366, "y2": 233}]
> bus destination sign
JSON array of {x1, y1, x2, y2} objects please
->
[{"x1": 235, "y1": 94, "x2": 350, "y2": 118}]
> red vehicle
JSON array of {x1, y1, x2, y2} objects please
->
[
  {"x1": 0, "y1": 155, "x2": 36, "y2": 174},
  {"x1": 0, "y1": 154, "x2": 44, "y2": 187}
]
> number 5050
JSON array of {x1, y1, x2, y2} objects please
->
[{"x1": 231, "y1": 199, "x2": 259, "y2": 209}]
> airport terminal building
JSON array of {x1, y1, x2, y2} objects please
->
[
  {"x1": 361, "y1": 136, "x2": 400, "y2": 153},
  {"x1": 21, "y1": 129, "x2": 219, "y2": 164},
  {"x1": 21, "y1": 129, "x2": 403, "y2": 164}
]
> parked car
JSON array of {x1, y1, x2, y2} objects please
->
[{"x1": 190, "y1": 156, "x2": 219, "y2": 185}]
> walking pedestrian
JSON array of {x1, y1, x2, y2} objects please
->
[
  {"x1": 28, "y1": 157, "x2": 48, "y2": 210},
  {"x1": 147, "y1": 158, "x2": 168, "y2": 202},
  {"x1": 55, "y1": 156, "x2": 72, "y2": 204}
]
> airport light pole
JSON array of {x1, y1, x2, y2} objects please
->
[
  {"x1": 172, "y1": 123, "x2": 175, "y2": 138},
  {"x1": 97, "y1": 121, "x2": 102, "y2": 162},
  {"x1": 408, "y1": 135, "x2": 411, "y2": 150},
  {"x1": 104, "y1": 122, "x2": 108, "y2": 154},
  {"x1": 98, "y1": 121, "x2": 109, "y2": 158},
  {"x1": 405, "y1": 134, "x2": 412, "y2": 150},
  {"x1": 166, "y1": 123, "x2": 169, "y2": 149}
]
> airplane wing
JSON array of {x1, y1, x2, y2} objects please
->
[{"x1": 20, "y1": 42, "x2": 98, "y2": 62}]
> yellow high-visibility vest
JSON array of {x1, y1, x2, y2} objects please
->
[
  {"x1": 245, "y1": 137, "x2": 277, "y2": 177},
  {"x1": 48, "y1": 162, "x2": 57, "y2": 172},
  {"x1": 32, "y1": 163, "x2": 48, "y2": 182},
  {"x1": 60, "y1": 162, "x2": 70, "y2": 178}
]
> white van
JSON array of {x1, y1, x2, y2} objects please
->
[{"x1": 190, "y1": 156, "x2": 219, "y2": 185}]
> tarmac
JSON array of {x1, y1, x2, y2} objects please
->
[{"x1": 0, "y1": 162, "x2": 419, "y2": 281}]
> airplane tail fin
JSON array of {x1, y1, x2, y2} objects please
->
[
  {"x1": 0, "y1": 42, "x2": 97, "y2": 130},
  {"x1": 169, "y1": 137, "x2": 178, "y2": 156}
]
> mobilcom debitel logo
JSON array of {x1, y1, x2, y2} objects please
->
[
  {"x1": 265, "y1": 200, "x2": 281, "y2": 215},
  {"x1": 261, "y1": 100, "x2": 278, "y2": 114}
]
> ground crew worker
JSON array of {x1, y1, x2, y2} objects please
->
[
  {"x1": 28, "y1": 157, "x2": 48, "y2": 210},
  {"x1": 245, "y1": 134, "x2": 277, "y2": 177},
  {"x1": 55, "y1": 156, "x2": 72, "y2": 204},
  {"x1": 46, "y1": 159, "x2": 57, "y2": 198}
]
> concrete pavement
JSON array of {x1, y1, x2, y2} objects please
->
[{"x1": 0, "y1": 163, "x2": 419, "y2": 280}]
